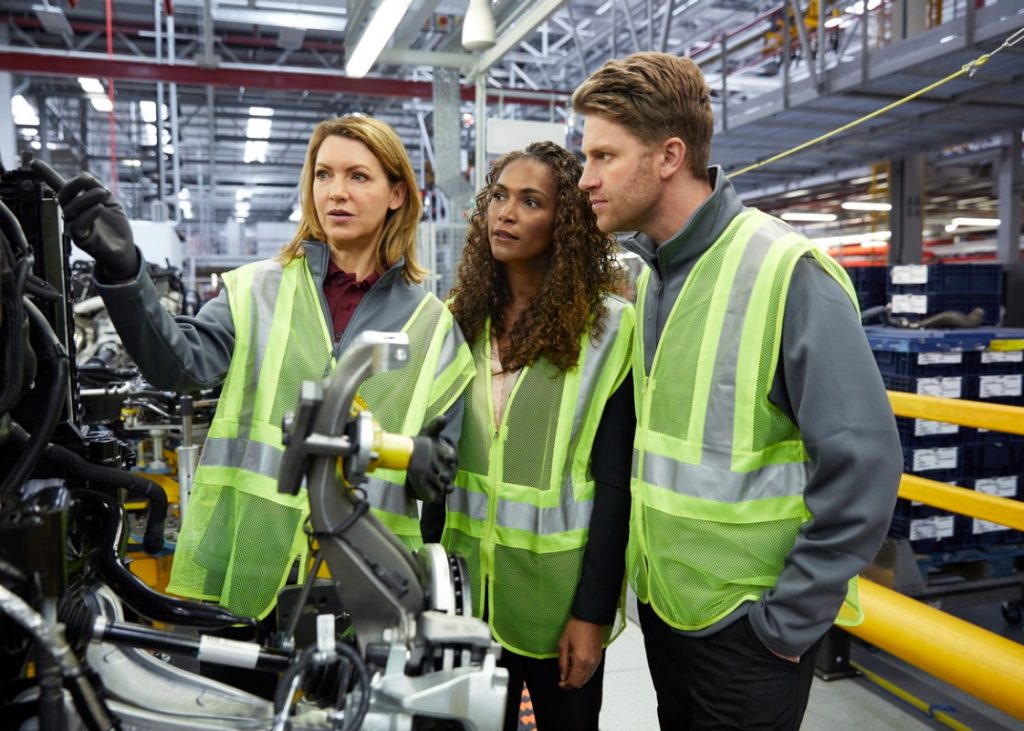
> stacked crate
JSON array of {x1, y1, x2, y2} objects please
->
[
  {"x1": 866, "y1": 326, "x2": 1024, "y2": 553},
  {"x1": 845, "y1": 265, "x2": 888, "y2": 311},
  {"x1": 887, "y1": 263, "x2": 1003, "y2": 326}
]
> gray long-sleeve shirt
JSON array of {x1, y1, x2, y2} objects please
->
[{"x1": 625, "y1": 167, "x2": 902, "y2": 657}]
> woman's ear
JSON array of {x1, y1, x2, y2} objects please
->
[{"x1": 389, "y1": 180, "x2": 408, "y2": 211}]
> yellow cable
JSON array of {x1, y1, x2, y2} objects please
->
[
  {"x1": 849, "y1": 660, "x2": 973, "y2": 731},
  {"x1": 729, "y1": 24, "x2": 1024, "y2": 178}
]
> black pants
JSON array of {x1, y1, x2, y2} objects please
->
[
  {"x1": 499, "y1": 648, "x2": 605, "y2": 731},
  {"x1": 638, "y1": 601, "x2": 822, "y2": 731}
]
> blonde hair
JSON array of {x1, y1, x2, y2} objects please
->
[
  {"x1": 278, "y1": 116, "x2": 426, "y2": 283},
  {"x1": 572, "y1": 52, "x2": 713, "y2": 182}
]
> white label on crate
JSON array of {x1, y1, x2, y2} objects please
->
[
  {"x1": 914, "y1": 419, "x2": 959, "y2": 436},
  {"x1": 978, "y1": 374, "x2": 1023, "y2": 399},
  {"x1": 981, "y1": 350, "x2": 1023, "y2": 364},
  {"x1": 917, "y1": 352, "x2": 962, "y2": 365},
  {"x1": 972, "y1": 518, "x2": 1008, "y2": 535},
  {"x1": 891, "y1": 264, "x2": 929, "y2": 285},
  {"x1": 912, "y1": 447, "x2": 958, "y2": 472},
  {"x1": 915, "y1": 377, "x2": 962, "y2": 399},
  {"x1": 891, "y1": 294, "x2": 928, "y2": 314},
  {"x1": 909, "y1": 515, "x2": 955, "y2": 541},
  {"x1": 975, "y1": 476, "x2": 1018, "y2": 497}
]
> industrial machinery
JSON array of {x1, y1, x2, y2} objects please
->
[{"x1": 0, "y1": 156, "x2": 507, "y2": 730}]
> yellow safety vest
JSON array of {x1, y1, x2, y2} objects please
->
[
  {"x1": 167, "y1": 256, "x2": 472, "y2": 619},
  {"x1": 443, "y1": 296, "x2": 635, "y2": 658},
  {"x1": 629, "y1": 210, "x2": 863, "y2": 631}
]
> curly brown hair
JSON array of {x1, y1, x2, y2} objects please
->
[{"x1": 449, "y1": 141, "x2": 623, "y2": 373}]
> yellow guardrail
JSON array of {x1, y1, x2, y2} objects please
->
[
  {"x1": 888, "y1": 391, "x2": 1024, "y2": 528},
  {"x1": 849, "y1": 579, "x2": 1024, "y2": 721}
]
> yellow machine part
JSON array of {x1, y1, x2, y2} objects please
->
[{"x1": 125, "y1": 472, "x2": 180, "y2": 594}]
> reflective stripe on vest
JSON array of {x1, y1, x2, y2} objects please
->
[
  {"x1": 444, "y1": 296, "x2": 635, "y2": 659},
  {"x1": 630, "y1": 210, "x2": 863, "y2": 631}
]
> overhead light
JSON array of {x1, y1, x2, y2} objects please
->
[
  {"x1": 289, "y1": 207, "x2": 302, "y2": 222},
  {"x1": 811, "y1": 231, "x2": 891, "y2": 248},
  {"x1": 781, "y1": 188, "x2": 811, "y2": 199},
  {"x1": 595, "y1": 0, "x2": 612, "y2": 14},
  {"x1": 781, "y1": 211, "x2": 838, "y2": 223},
  {"x1": 462, "y1": 0, "x2": 496, "y2": 52},
  {"x1": 841, "y1": 201, "x2": 892, "y2": 212},
  {"x1": 246, "y1": 117, "x2": 273, "y2": 139},
  {"x1": 78, "y1": 77, "x2": 105, "y2": 94},
  {"x1": 32, "y1": 3, "x2": 73, "y2": 36},
  {"x1": 178, "y1": 187, "x2": 190, "y2": 201},
  {"x1": 235, "y1": 189, "x2": 253, "y2": 200},
  {"x1": 248, "y1": 106, "x2": 274, "y2": 118},
  {"x1": 945, "y1": 217, "x2": 1000, "y2": 232},
  {"x1": 244, "y1": 140, "x2": 269, "y2": 163},
  {"x1": 90, "y1": 95, "x2": 113, "y2": 113},
  {"x1": 121, "y1": 158, "x2": 142, "y2": 167},
  {"x1": 12, "y1": 95, "x2": 40, "y2": 126},
  {"x1": 140, "y1": 100, "x2": 167, "y2": 123},
  {"x1": 345, "y1": 0, "x2": 415, "y2": 78}
]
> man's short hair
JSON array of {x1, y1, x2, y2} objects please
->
[{"x1": 572, "y1": 52, "x2": 714, "y2": 182}]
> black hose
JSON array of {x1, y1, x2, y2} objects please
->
[
  {"x1": 11, "y1": 427, "x2": 168, "y2": 555},
  {"x1": 0, "y1": 199, "x2": 30, "y2": 258},
  {"x1": 0, "y1": 230, "x2": 27, "y2": 416},
  {"x1": 273, "y1": 641, "x2": 371, "y2": 731},
  {"x1": 73, "y1": 490, "x2": 256, "y2": 629},
  {"x1": 0, "y1": 300, "x2": 67, "y2": 496}
]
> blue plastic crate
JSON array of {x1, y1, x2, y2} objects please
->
[
  {"x1": 875, "y1": 349, "x2": 969, "y2": 379},
  {"x1": 889, "y1": 504, "x2": 961, "y2": 553},
  {"x1": 888, "y1": 293, "x2": 1002, "y2": 326},
  {"x1": 955, "y1": 514, "x2": 1022, "y2": 548},
  {"x1": 882, "y1": 373, "x2": 965, "y2": 399},
  {"x1": 888, "y1": 263, "x2": 1003, "y2": 296},
  {"x1": 896, "y1": 416, "x2": 963, "y2": 449},
  {"x1": 864, "y1": 326, "x2": 995, "y2": 354},
  {"x1": 846, "y1": 266, "x2": 888, "y2": 310},
  {"x1": 962, "y1": 440, "x2": 1024, "y2": 479}
]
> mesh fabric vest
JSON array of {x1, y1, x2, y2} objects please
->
[
  {"x1": 628, "y1": 209, "x2": 864, "y2": 631},
  {"x1": 443, "y1": 296, "x2": 634, "y2": 659},
  {"x1": 167, "y1": 257, "x2": 471, "y2": 619}
]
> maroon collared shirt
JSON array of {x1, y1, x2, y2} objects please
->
[{"x1": 323, "y1": 259, "x2": 381, "y2": 343}]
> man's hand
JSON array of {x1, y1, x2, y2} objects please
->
[
  {"x1": 406, "y1": 415, "x2": 457, "y2": 503},
  {"x1": 557, "y1": 617, "x2": 604, "y2": 690},
  {"x1": 30, "y1": 159, "x2": 139, "y2": 281}
]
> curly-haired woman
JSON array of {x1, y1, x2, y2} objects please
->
[{"x1": 440, "y1": 141, "x2": 636, "y2": 730}]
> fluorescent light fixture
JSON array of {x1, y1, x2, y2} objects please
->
[
  {"x1": 462, "y1": 0, "x2": 496, "y2": 51},
  {"x1": 180, "y1": 200, "x2": 193, "y2": 219},
  {"x1": 811, "y1": 231, "x2": 891, "y2": 248},
  {"x1": 78, "y1": 77, "x2": 105, "y2": 94},
  {"x1": 841, "y1": 200, "x2": 892, "y2": 212},
  {"x1": 121, "y1": 158, "x2": 142, "y2": 167},
  {"x1": 90, "y1": 95, "x2": 113, "y2": 113},
  {"x1": 235, "y1": 189, "x2": 254, "y2": 200},
  {"x1": 139, "y1": 100, "x2": 167, "y2": 123},
  {"x1": 246, "y1": 117, "x2": 273, "y2": 139},
  {"x1": 595, "y1": 0, "x2": 612, "y2": 14},
  {"x1": 212, "y1": 7, "x2": 346, "y2": 33},
  {"x1": 30, "y1": 140, "x2": 42, "y2": 150},
  {"x1": 945, "y1": 217, "x2": 1000, "y2": 232},
  {"x1": 12, "y1": 95, "x2": 40, "y2": 126},
  {"x1": 781, "y1": 211, "x2": 838, "y2": 223},
  {"x1": 345, "y1": 0, "x2": 415, "y2": 78},
  {"x1": 244, "y1": 140, "x2": 269, "y2": 163},
  {"x1": 33, "y1": 3, "x2": 73, "y2": 36},
  {"x1": 781, "y1": 188, "x2": 811, "y2": 199},
  {"x1": 248, "y1": 106, "x2": 274, "y2": 117},
  {"x1": 20, "y1": 128, "x2": 39, "y2": 138},
  {"x1": 178, "y1": 187, "x2": 190, "y2": 200},
  {"x1": 289, "y1": 207, "x2": 302, "y2": 222},
  {"x1": 144, "y1": 124, "x2": 158, "y2": 145}
]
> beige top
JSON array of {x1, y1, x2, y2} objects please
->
[{"x1": 490, "y1": 335, "x2": 521, "y2": 428}]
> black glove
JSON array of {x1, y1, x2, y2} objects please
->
[
  {"x1": 406, "y1": 415, "x2": 458, "y2": 504},
  {"x1": 30, "y1": 159, "x2": 139, "y2": 281}
]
